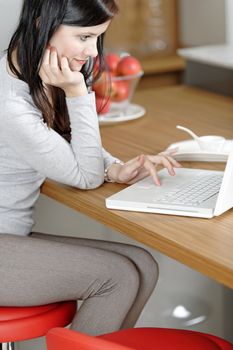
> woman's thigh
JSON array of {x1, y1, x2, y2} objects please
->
[
  {"x1": 0, "y1": 233, "x2": 139, "y2": 306},
  {"x1": 31, "y1": 232, "x2": 158, "y2": 278}
]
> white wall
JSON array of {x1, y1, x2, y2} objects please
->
[
  {"x1": 178, "y1": 0, "x2": 226, "y2": 47},
  {"x1": 225, "y1": 0, "x2": 233, "y2": 45},
  {"x1": 0, "y1": 0, "x2": 23, "y2": 51}
]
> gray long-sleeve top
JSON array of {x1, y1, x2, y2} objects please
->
[{"x1": 0, "y1": 54, "x2": 118, "y2": 236}]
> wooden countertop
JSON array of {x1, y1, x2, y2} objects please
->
[
  {"x1": 41, "y1": 86, "x2": 233, "y2": 289},
  {"x1": 141, "y1": 54, "x2": 185, "y2": 75}
]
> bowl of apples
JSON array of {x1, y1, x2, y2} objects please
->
[{"x1": 93, "y1": 53, "x2": 145, "y2": 125}]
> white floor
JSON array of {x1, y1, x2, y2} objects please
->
[{"x1": 17, "y1": 194, "x2": 233, "y2": 349}]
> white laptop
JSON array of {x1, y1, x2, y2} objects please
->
[{"x1": 106, "y1": 149, "x2": 233, "y2": 218}]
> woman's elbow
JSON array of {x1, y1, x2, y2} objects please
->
[
  {"x1": 78, "y1": 173, "x2": 104, "y2": 190},
  {"x1": 87, "y1": 176, "x2": 104, "y2": 189}
]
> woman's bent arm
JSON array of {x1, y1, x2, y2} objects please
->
[{"x1": 0, "y1": 91, "x2": 104, "y2": 189}]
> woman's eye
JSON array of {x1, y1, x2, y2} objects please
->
[{"x1": 79, "y1": 35, "x2": 90, "y2": 42}]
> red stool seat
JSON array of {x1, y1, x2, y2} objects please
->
[
  {"x1": 46, "y1": 327, "x2": 233, "y2": 350},
  {"x1": 100, "y1": 328, "x2": 233, "y2": 350},
  {"x1": 0, "y1": 301, "x2": 77, "y2": 343}
]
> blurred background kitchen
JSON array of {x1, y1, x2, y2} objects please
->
[{"x1": 0, "y1": 1, "x2": 232, "y2": 349}]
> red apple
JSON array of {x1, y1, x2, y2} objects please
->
[
  {"x1": 92, "y1": 71, "x2": 110, "y2": 97},
  {"x1": 105, "y1": 53, "x2": 120, "y2": 73},
  {"x1": 111, "y1": 80, "x2": 129, "y2": 102},
  {"x1": 96, "y1": 96, "x2": 111, "y2": 114},
  {"x1": 116, "y1": 56, "x2": 142, "y2": 76}
]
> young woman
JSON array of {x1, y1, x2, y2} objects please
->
[{"x1": 0, "y1": 0, "x2": 181, "y2": 335}]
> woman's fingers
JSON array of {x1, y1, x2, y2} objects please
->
[
  {"x1": 60, "y1": 56, "x2": 71, "y2": 71},
  {"x1": 126, "y1": 168, "x2": 149, "y2": 184},
  {"x1": 158, "y1": 149, "x2": 182, "y2": 168},
  {"x1": 40, "y1": 47, "x2": 59, "y2": 83},
  {"x1": 165, "y1": 155, "x2": 182, "y2": 168},
  {"x1": 148, "y1": 154, "x2": 181, "y2": 170},
  {"x1": 144, "y1": 160, "x2": 160, "y2": 185},
  {"x1": 116, "y1": 151, "x2": 182, "y2": 186},
  {"x1": 159, "y1": 147, "x2": 179, "y2": 156},
  {"x1": 39, "y1": 48, "x2": 51, "y2": 82},
  {"x1": 136, "y1": 154, "x2": 181, "y2": 185},
  {"x1": 41, "y1": 47, "x2": 50, "y2": 66},
  {"x1": 118, "y1": 155, "x2": 145, "y2": 183},
  {"x1": 116, "y1": 152, "x2": 182, "y2": 185},
  {"x1": 159, "y1": 156, "x2": 176, "y2": 176},
  {"x1": 50, "y1": 47, "x2": 59, "y2": 71},
  {"x1": 125, "y1": 154, "x2": 145, "y2": 175}
]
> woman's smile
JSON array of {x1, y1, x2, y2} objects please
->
[{"x1": 69, "y1": 58, "x2": 87, "y2": 71}]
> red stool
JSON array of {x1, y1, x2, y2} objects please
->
[
  {"x1": 0, "y1": 301, "x2": 77, "y2": 350},
  {"x1": 46, "y1": 327, "x2": 233, "y2": 350}
]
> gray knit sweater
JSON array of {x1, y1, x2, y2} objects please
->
[{"x1": 0, "y1": 54, "x2": 117, "y2": 236}]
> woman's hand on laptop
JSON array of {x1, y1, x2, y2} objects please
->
[{"x1": 107, "y1": 149, "x2": 182, "y2": 186}]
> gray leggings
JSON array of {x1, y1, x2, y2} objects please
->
[{"x1": 0, "y1": 232, "x2": 158, "y2": 336}]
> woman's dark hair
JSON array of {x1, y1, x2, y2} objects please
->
[{"x1": 7, "y1": 0, "x2": 118, "y2": 139}]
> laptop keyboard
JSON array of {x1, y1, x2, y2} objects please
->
[{"x1": 156, "y1": 174, "x2": 223, "y2": 206}]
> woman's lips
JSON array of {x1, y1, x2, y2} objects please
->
[
  {"x1": 69, "y1": 58, "x2": 87, "y2": 71},
  {"x1": 78, "y1": 60, "x2": 87, "y2": 65},
  {"x1": 73, "y1": 59, "x2": 87, "y2": 65}
]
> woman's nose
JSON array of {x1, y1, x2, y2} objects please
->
[{"x1": 84, "y1": 42, "x2": 98, "y2": 58}]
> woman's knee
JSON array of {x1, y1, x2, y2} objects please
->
[
  {"x1": 99, "y1": 253, "x2": 140, "y2": 299},
  {"x1": 128, "y1": 245, "x2": 158, "y2": 271},
  {"x1": 127, "y1": 245, "x2": 159, "y2": 285},
  {"x1": 119, "y1": 255, "x2": 140, "y2": 288},
  {"x1": 139, "y1": 247, "x2": 158, "y2": 273}
]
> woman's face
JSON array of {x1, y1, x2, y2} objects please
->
[{"x1": 49, "y1": 20, "x2": 111, "y2": 71}]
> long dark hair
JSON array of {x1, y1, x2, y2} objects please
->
[{"x1": 7, "y1": 0, "x2": 118, "y2": 139}]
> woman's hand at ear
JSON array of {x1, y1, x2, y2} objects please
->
[
  {"x1": 106, "y1": 149, "x2": 182, "y2": 186},
  {"x1": 39, "y1": 47, "x2": 88, "y2": 97}
]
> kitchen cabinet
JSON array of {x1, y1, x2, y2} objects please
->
[{"x1": 105, "y1": 0, "x2": 185, "y2": 89}]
